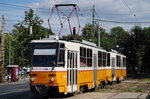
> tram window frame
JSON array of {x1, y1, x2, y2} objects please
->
[
  {"x1": 123, "y1": 57, "x2": 126, "y2": 67},
  {"x1": 98, "y1": 51, "x2": 103, "y2": 67},
  {"x1": 107, "y1": 53, "x2": 110, "y2": 67},
  {"x1": 72, "y1": 53, "x2": 74, "y2": 68},
  {"x1": 31, "y1": 43, "x2": 59, "y2": 67},
  {"x1": 75, "y1": 53, "x2": 77, "y2": 68},
  {"x1": 103, "y1": 52, "x2": 106, "y2": 67},
  {"x1": 116, "y1": 55, "x2": 121, "y2": 67},
  {"x1": 80, "y1": 47, "x2": 87, "y2": 67},
  {"x1": 58, "y1": 43, "x2": 65, "y2": 66},
  {"x1": 67, "y1": 51, "x2": 69, "y2": 68},
  {"x1": 87, "y1": 48, "x2": 92, "y2": 67},
  {"x1": 84, "y1": 48, "x2": 86, "y2": 57},
  {"x1": 80, "y1": 47, "x2": 83, "y2": 57}
]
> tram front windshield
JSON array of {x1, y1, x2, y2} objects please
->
[{"x1": 31, "y1": 43, "x2": 59, "y2": 67}]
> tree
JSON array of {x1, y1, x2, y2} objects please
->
[
  {"x1": 110, "y1": 27, "x2": 128, "y2": 46},
  {"x1": 141, "y1": 27, "x2": 150, "y2": 73},
  {"x1": 100, "y1": 37, "x2": 114, "y2": 50},
  {"x1": 136, "y1": 45, "x2": 145, "y2": 73},
  {"x1": 81, "y1": 24, "x2": 150, "y2": 74},
  {"x1": 4, "y1": 9, "x2": 51, "y2": 68},
  {"x1": 124, "y1": 26, "x2": 147, "y2": 74},
  {"x1": 81, "y1": 23, "x2": 93, "y2": 41},
  {"x1": 81, "y1": 23, "x2": 114, "y2": 49}
]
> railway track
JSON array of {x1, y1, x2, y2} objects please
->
[
  {"x1": 45, "y1": 80, "x2": 149, "y2": 99},
  {"x1": 106, "y1": 80, "x2": 150, "y2": 99},
  {"x1": 136, "y1": 82, "x2": 150, "y2": 99}
]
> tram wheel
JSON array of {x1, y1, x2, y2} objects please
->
[
  {"x1": 79, "y1": 86, "x2": 84, "y2": 93},
  {"x1": 100, "y1": 82, "x2": 104, "y2": 88},
  {"x1": 116, "y1": 78, "x2": 120, "y2": 83}
]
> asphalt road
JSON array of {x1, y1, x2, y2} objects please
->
[
  {"x1": 0, "y1": 82, "x2": 72, "y2": 99},
  {"x1": 0, "y1": 82, "x2": 39, "y2": 99},
  {"x1": 0, "y1": 81, "x2": 149, "y2": 99}
]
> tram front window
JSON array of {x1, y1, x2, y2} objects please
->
[{"x1": 31, "y1": 43, "x2": 59, "y2": 67}]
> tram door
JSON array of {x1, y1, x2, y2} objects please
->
[
  {"x1": 67, "y1": 51, "x2": 78, "y2": 92},
  {"x1": 93, "y1": 54, "x2": 97, "y2": 87},
  {"x1": 121, "y1": 57, "x2": 123, "y2": 79},
  {"x1": 111, "y1": 57, "x2": 116, "y2": 80}
]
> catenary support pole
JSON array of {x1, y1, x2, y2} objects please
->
[
  {"x1": 98, "y1": 22, "x2": 100, "y2": 48},
  {"x1": 92, "y1": 5, "x2": 95, "y2": 42}
]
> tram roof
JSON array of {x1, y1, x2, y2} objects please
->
[
  {"x1": 31, "y1": 35, "x2": 125, "y2": 56},
  {"x1": 31, "y1": 39, "x2": 106, "y2": 51},
  {"x1": 107, "y1": 49, "x2": 126, "y2": 57}
]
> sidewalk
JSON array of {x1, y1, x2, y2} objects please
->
[
  {"x1": 9, "y1": 76, "x2": 30, "y2": 85},
  {"x1": 0, "y1": 76, "x2": 30, "y2": 85},
  {"x1": 68, "y1": 92, "x2": 149, "y2": 99}
]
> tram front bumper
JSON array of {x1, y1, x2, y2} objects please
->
[
  {"x1": 30, "y1": 71, "x2": 67, "y2": 94},
  {"x1": 31, "y1": 84, "x2": 49, "y2": 96},
  {"x1": 31, "y1": 84, "x2": 61, "y2": 96}
]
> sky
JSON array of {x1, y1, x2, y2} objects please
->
[{"x1": 1, "y1": 0, "x2": 150, "y2": 36}]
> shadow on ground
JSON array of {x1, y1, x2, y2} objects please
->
[{"x1": 146, "y1": 95, "x2": 150, "y2": 99}]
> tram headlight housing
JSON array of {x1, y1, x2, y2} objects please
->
[
  {"x1": 31, "y1": 77, "x2": 35, "y2": 82},
  {"x1": 51, "y1": 77, "x2": 55, "y2": 82}
]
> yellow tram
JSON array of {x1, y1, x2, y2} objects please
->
[
  {"x1": 30, "y1": 36, "x2": 127, "y2": 96},
  {"x1": 106, "y1": 50, "x2": 127, "y2": 83}
]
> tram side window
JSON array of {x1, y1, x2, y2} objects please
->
[
  {"x1": 107, "y1": 53, "x2": 110, "y2": 67},
  {"x1": 103, "y1": 52, "x2": 106, "y2": 67},
  {"x1": 87, "y1": 49, "x2": 92, "y2": 67},
  {"x1": 98, "y1": 51, "x2": 103, "y2": 67},
  {"x1": 116, "y1": 55, "x2": 121, "y2": 67},
  {"x1": 123, "y1": 57, "x2": 126, "y2": 67},
  {"x1": 58, "y1": 43, "x2": 65, "y2": 66},
  {"x1": 80, "y1": 47, "x2": 86, "y2": 67}
]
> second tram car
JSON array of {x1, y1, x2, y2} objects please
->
[
  {"x1": 106, "y1": 50, "x2": 127, "y2": 83},
  {"x1": 30, "y1": 36, "x2": 127, "y2": 96}
]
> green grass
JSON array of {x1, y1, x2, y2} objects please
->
[
  {"x1": 116, "y1": 87, "x2": 121, "y2": 90},
  {"x1": 143, "y1": 78, "x2": 150, "y2": 81},
  {"x1": 105, "y1": 85, "x2": 112, "y2": 89},
  {"x1": 124, "y1": 88, "x2": 143, "y2": 92}
]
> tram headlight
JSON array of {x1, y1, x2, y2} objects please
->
[
  {"x1": 31, "y1": 77, "x2": 35, "y2": 82},
  {"x1": 50, "y1": 77, "x2": 55, "y2": 82}
]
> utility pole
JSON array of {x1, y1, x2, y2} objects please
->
[
  {"x1": 30, "y1": 26, "x2": 32, "y2": 35},
  {"x1": 98, "y1": 22, "x2": 100, "y2": 48},
  {"x1": 0, "y1": 15, "x2": 5, "y2": 83},
  {"x1": 92, "y1": 5, "x2": 95, "y2": 41},
  {"x1": 9, "y1": 33, "x2": 11, "y2": 65},
  {"x1": 93, "y1": 5, "x2": 95, "y2": 27}
]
